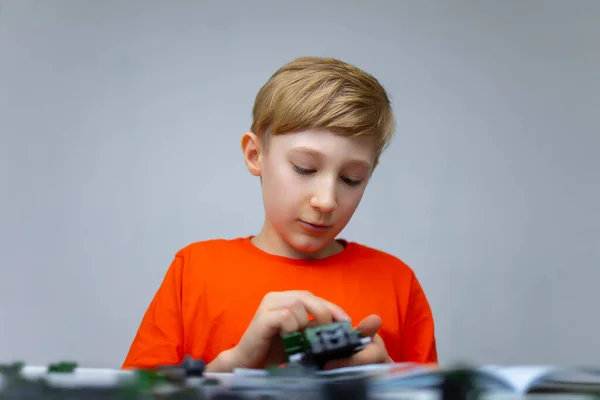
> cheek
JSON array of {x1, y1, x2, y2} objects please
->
[
  {"x1": 262, "y1": 166, "x2": 305, "y2": 215},
  {"x1": 336, "y1": 187, "x2": 366, "y2": 217}
]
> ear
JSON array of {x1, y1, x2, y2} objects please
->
[{"x1": 241, "y1": 131, "x2": 262, "y2": 176}]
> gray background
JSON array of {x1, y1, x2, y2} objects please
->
[{"x1": 1, "y1": 0, "x2": 598, "y2": 368}]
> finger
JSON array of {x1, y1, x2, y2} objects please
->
[
  {"x1": 355, "y1": 314, "x2": 382, "y2": 337},
  {"x1": 306, "y1": 318, "x2": 322, "y2": 328},
  {"x1": 321, "y1": 349, "x2": 365, "y2": 370},
  {"x1": 261, "y1": 291, "x2": 350, "y2": 326},
  {"x1": 295, "y1": 291, "x2": 350, "y2": 324},
  {"x1": 322, "y1": 343, "x2": 385, "y2": 370},
  {"x1": 288, "y1": 300, "x2": 311, "y2": 329},
  {"x1": 260, "y1": 295, "x2": 307, "y2": 335},
  {"x1": 277, "y1": 308, "x2": 302, "y2": 335},
  {"x1": 322, "y1": 357, "x2": 354, "y2": 370},
  {"x1": 322, "y1": 299, "x2": 352, "y2": 322},
  {"x1": 266, "y1": 291, "x2": 336, "y2": 325},
  {"x1": 263, "y1": 294, "x2": 310, "y2": 329},
  {"x1": 249, "y1": 307, "x2": 301, "y2": 340},
  {"x1": 236, "y1": 308, "x2": 294, "y2": 366}
]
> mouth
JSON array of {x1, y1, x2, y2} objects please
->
[{"x1": 299, "y1": 220, "x2": 333, "y2": 233}]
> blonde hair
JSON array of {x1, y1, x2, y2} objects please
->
[{"x1": 251, "y1": 57, "x2": 395, "y2": 162}]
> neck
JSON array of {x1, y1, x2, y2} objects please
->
[{"x1": 251, "y1": 220, "x2": 343, "y2": 260}]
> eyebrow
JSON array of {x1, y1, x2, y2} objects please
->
[{"x1": 289, "y1": 146, "x2": 373, "y2": 171}]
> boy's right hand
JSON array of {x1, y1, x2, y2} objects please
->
[{"x1": 227, "y1": 290, "x2": 351, "y2": 370}]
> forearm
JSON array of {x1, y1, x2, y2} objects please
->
[{"x1": 204, "y1": 348, "x2": 239, "y2": 373}]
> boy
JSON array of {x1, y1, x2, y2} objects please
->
[{"x1": 122, "y1": 57, "x2": 437, "y2": 372}]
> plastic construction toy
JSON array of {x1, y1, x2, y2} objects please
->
[
  {"x1": 156, "y1": 354, "x2": 206, "y2": 382},
  {"x1": 282, "y1": 321, "x2": 371, "y2": 369},
  {"x1": 439, "y1": 366, "x2": 480, "y2": 400}
]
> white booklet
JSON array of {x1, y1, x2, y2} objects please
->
[{"x1": 339, "y1": 363, "x2": 600, "y2": 395}]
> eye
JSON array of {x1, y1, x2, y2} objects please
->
[
  {"x1": 342, "y1": 176, "x2": 362, "y2": 186},
  {"x1": 292, "y1": 164, "x2": 315, "y2": 175}
]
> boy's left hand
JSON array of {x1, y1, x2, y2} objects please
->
[{"x1": 322, "y1": 314, "x2": 392, "y2": 370}]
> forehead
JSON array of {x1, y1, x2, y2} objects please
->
[{"x1": 268, "y1": 129, "x2": 376, "y2": 168}]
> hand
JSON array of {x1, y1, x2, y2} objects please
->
[
  {"x1": 228, "y1": 291, "x2": 351, "y2": 370},
  {"x1": 322, "y1": 314, "x2": 391, "y2": 370}
]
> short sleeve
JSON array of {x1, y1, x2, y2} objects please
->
[
  {"x1": 122, "y1": 253, "x2": 184, "y2": 369},
  {"x1": 400, "y1": 273, "x2": 438, "y2": 363}
]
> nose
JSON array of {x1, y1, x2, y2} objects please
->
[{"x1": 310, "y1": 179, "x2": 337, "y2": 213}]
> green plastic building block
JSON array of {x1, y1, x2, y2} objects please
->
[
  {"x1": 47, "y1": 361, "x2": 77, "y2": 373},
  {"x1": 282, "y1": 321, "x2": 371, "y2": 369},
  {"x1": 283, "y1": 331, "x2": 308, "y2": 358}
]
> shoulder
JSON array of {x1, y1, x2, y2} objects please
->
[
  {"x1": 168, "y1": 237, "x2": 250, "y2": 272},
  {"x1": 161, "y1": 237, "x2": 250, "y2": 283},
  {"x1": 345, "y1": 241, "x2": 431, "y2": 310},
  {"x1": 346, "y1": 241, "x2": 416, "y2": 279},
  {"x1": 175, "y1": 237, "x2": 246, "y2": 257}
]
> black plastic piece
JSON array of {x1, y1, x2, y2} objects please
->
[
  {"x1": 157, "y1": 354, "x2": 205, "y2": 381},
  {"x1": 307, "y1": 323, "x2": 366, "y2": 369},
  {"x1": 439, "y1": 367, "x2": 478, "y2": 400},
  {"x1": 180, "y1": 354, "x2": 205, "y2": 377}
]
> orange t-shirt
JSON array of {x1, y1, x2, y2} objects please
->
[{"x1": 122, "y1": 237, "x2": 437, "y2": 369}]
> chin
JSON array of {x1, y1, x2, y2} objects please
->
[{"x1": 286, "y1": 232, "x2": 337, "y2": 255}]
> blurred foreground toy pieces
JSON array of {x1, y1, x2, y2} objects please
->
[
  {"x1": 0, "y1": 321, "x2": 484, "y2": 400},
  {"x1": 156, "y1": 354, "x2": 206, "y2": 381},
  {"x1": 440, "y1": 367, "x2": 480, "y2": 400},
  {"x1": 0, "y1": 360, "x2": 485, "y2": 400}
]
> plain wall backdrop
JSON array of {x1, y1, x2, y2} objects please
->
[{"x1": 1, "y1": 0, "x2": 599, "y2": 368}]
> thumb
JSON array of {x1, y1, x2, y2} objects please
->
[{"x1": 355, "y1": 314, "x2": 382, "y2": 337}]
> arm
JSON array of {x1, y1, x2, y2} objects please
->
[{"x1": 400, "y1": 273, "x2": 438, "y2": 364}]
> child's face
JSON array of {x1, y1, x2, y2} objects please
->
[{"x1": 257, "y1": 129, "x2": 376, "y2": 257}]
